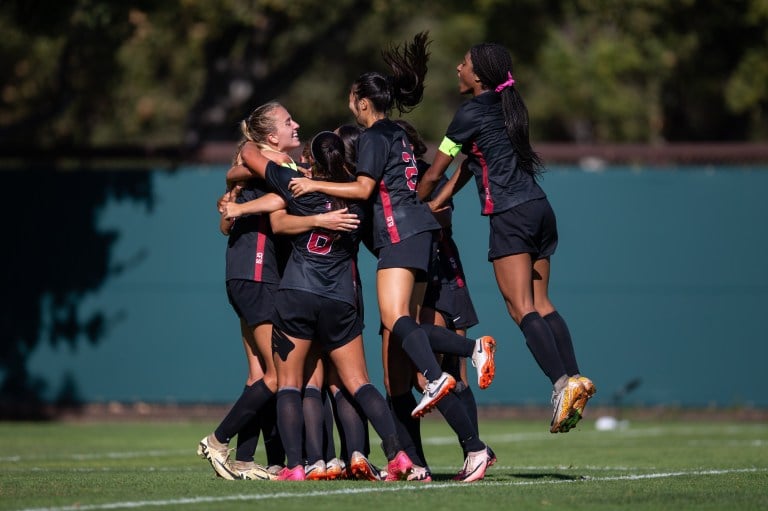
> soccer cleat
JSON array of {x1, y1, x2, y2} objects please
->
[
  {"x1": 486, "y1": 445, "x2": 497, "y2": 468},
  {"x1": 304, "y1": 459, "x2": 327, "y2": 480},
  {"x1": 550, "y1": 377, "x2": 589, "y2": 433},
  {"x1": 385, "y1": 450, "x2": 413, "y2": 481},
  {"x1": 276, "y1": 465, "x2": 306, "y2": 481},
  {"x1": 225, "y1": 460, "x2": 273, "y2": 481},
  {"x1": 571, "y1": 375, "x2": 596, "y2": 417},
  {"x1": 197, "y1": 434, "x2": 234, "y2": 480},
  {"x1": 578, "y1": 375, "x2": 596, "y2": 398},
  {"x1": 325, "y1": 458, "x2": 344, "y2": 480},
  {"x1": 411, "y1": 372, "x2": 456, "y2": 418},
  {"x1": 456, "y1": 448, "x2": 489, "y2": 483},
  {"x1": 266, "y1": 464, "x2": 285, "y2": 478},
  {"x1": 471, "y1": 336, "x2": 497, "y2": 389},
  {"x1": 406, "y1": 464, "x2": 432, "y2": 482},
  {"x1": 349, "y1": 451, "x2": 383, "y2": 481}
]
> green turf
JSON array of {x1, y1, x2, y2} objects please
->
[{"x1": 1, "y1": 418, "x2": 766, "y2": 511}]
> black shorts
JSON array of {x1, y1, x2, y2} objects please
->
[
  {"x1": 376, "y1": 230, "x2": 438, "y2": 282},
  {"x1": 226, "y1": 279, "x2": 277, "y2": 326},
  {"x1": 488, "y1": 198, "x2": 558, "y2": 261},
  {"x1": 423, "y1": 282, "x2": 479, "y2": 330},
  {"x1": 272, "y1": 289, "x2": 363, "y2": 351}
]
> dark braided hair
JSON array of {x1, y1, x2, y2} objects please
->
[
  {"x1": 470, "y1": 43, "x2": 542, "y2": 178},
  {"x1": 352, "y1": 31, "x2": 431, "y2": 116}
]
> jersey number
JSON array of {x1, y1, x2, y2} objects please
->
[
  {"x1": 307, "y1": 231, "x2": 334, "y2": 255},
  {"x1": 402, "y1": 152, "x2": 418, "y2": 191}
]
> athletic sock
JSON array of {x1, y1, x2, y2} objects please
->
[
  {"x1": 302, "y1": 385, "x2": 324, "y2": 464},
  {"x1": 543, "y1": 310, "x2": 581, "y2": 375},
  {"x1": 215, "y1": 379, "x2": 275, "y2": 443},
  {"x1": 276, "y1": 387, "x2": 304, "y2": 468},
  {"x1": 519, "y1": 311, "x2": 567, "y2": 385},
  {"x1": 436, "y1": 392, "x2": 485, "y2": 453},
  {"x1": 235, "y1": 415, "x2": 260, "y2": 463},
  {"x1": 454, "y1": 381, "x2": 479, "y2": 452},
  {"x1": 322, "y1": 389, "x2": 337, "y2": 461},
  {"x1": 332, "y1": 387, "x2": 367, "y2": 457},
  {"x1": 353, "y1": 383, "x2": 402, "y2": 460},
  {"x1": 388, "y1": 392, "x2": 425, "y2": 466},
  {"x1": 260, "y1": 394, "x2": 285, "y2": 466},
  {"x1": 420, "y1": 324, "x2": 474, "y2": 357},
  {"x1": 392, "y1": 316, "x2": 443, "y2": 381}
]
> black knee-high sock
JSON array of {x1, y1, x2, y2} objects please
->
[
  {"x1": 392, "y1": 316, "x2": 443, "y2": 381},
  {"x1": 276, "y1": 387, "x2": 304, "y2": 468},
  {"x1": 436, "y1": 392, "x2": 485, "y2": 453},
  {"x1": 260, "y1": 394, "x2": 284, "y2": 466},
  {"x1": 322, "y1": 389, "x2": 337, "y2": 461},
  {"x1": 302, "y1": 386, "x2": 324, "y2": 464},
  {"x1": 215, "y1": 379, "x2": 275, "y2": 443},
  {"x1": 453, "y1": 381, "x2": 479, "y2": 456},
  {"x1": 544, "y1": 311, "x2": 581, "y2": 376},
  {"x1": 332, "y1": 388, "x2": 367, "y2": 459},
  {"x1": 388, "y1": 392, "x2": 425, "y2": 466},
  {"x1": 441, "y1": 354, "x2": 462, "y2": 380},
  {"x1": 235, "y1": 415, "x2": 260, "y2": 463},
  {"x1": 354, "y1": 384, "x2": 401, "y2": 461},
  {"x1": 519, "y1": 312, "x2": 566, "y2": 385},
  {"x1": 420, "y1": 324, "x2": 474, "y2": 357}
]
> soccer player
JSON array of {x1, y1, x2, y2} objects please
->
[
  {"x1": 234, "y1": 131, "x2": 414, "y2": 482},
  {"x1": 199, "y1": 102, "x2": 357, "y2": 480},
  {"x1": 288, "y1": 32, "x2": 495, "y2": 482},
  {"x1": 417, "y1": 43, "x2": 596, "y2": 434}
]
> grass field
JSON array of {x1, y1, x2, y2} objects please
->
[{"x1": 1, "y1": 417, "x2": 766, "y2": 511}]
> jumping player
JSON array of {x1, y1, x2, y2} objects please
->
[{"x1": 417, "y1": 43, "x2": 596, "y2": 434}]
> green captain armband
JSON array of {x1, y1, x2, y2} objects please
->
[{"x1": 438, "y1": 136, "x2": 462, "y2": 157}]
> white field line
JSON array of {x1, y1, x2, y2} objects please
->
[{"x1": 9, "y1": 467, "x2": 766, "y2": 511}]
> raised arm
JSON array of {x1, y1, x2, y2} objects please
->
[
  {"x1": 226, "y1": 164, "x2": 256, "y2": 188},
  {"x1": 237, "y1": 142, "x2": 273, "y2": 180},
  {"x1": 288, "y1": 174, "x2": 376, "y2": 200},
  {"x1": 269, "y1": 208, "x2": 360, "y2": 235},
  {"x1": 417, "y1": 150, "x2": 455, "y2": 201}
]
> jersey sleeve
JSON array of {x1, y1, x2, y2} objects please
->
[
  {"x1": 441, "y1": 101, "x2": 479, "y2": 155},
  {"x1": 264, "y1": 161, "x2": 293, "y2": 202},
  {"x1": 355, "y1": 129, "x2": 389, "y2": 182}
]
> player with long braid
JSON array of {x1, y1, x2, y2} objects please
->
[{"x1": 418, "y1": 43, "x2": 596, "y2": 434}]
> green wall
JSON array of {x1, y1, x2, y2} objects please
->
[{"x1": 27, "y1": 165, "x2": 768, "y2": 408}]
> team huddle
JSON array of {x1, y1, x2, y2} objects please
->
[{"x1": 197, "y1": 32, "x2": 595, "y2": 483}]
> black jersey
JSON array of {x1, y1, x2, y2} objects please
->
[
  {"x1": 265, "y1": 161, "x2": 363, "y2": 307},
  {"x1": 225, "y1": 179, "x2": 286, "y2": 284},
  {"x1": 442, "y1": 91, "x2": 545, "y2": 215},
  {"x1": 356, "y1": 119, "x2": 440, "y2": 250}
]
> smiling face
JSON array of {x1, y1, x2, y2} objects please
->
[
  {"x1": 269, "y1": 105, "x2": 301, "y2": 151},
  {"x1": 457, "y1": 51, "x2": 481, "y2": 96}
]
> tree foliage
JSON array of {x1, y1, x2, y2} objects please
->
[{"x1": 1, "y1": 0, "x2": 766, "y2": 147}]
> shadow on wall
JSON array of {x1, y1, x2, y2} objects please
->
[{"x1": 0, "y1": 164, "x2": 155, "y2": 420}]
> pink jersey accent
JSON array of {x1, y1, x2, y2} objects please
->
[
  {"x1": 252, "y1": 215, "x2": 269, "y2": 280},
  {"x1": 472, "y1": 142, "x2": 494, "y2": 214},
  {"x1": 378, "y1": 180, "x2": 401, "y2": 243}
]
